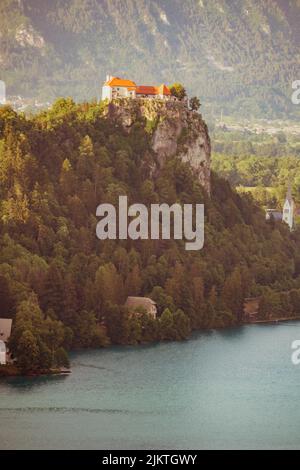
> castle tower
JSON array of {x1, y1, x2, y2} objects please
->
[{"x1": 282, "y1": 182, "x2": 294, "y2": 231}]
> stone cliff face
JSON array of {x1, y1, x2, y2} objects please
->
[{"x1": 106, "y1": 99, "x2": 211, "y2": 193}]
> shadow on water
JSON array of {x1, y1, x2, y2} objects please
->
[
  {"x1": 70, "y1": 342, "x2": 166, "y2": 362},
  {"x1": 74, "y1": 363, "x2": 108, "y2": 371},
  {"x1": 0, "y1": 405, "x2": 161, "y2": 416},
  {"x1": 189, "y1": 325, "x2": 247, "y2": 342},
  {"x1": 216, "y1": 324, "x2": 248, "y2": 341},
  {"x1": 0, "y1": 373, "x2": 69, "y2": 391}
]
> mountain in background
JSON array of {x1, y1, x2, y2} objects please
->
[{"x1": 0, "y1": 0, "x2": 299, "y2": 119}]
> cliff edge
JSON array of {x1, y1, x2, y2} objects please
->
[{"x1": 106, "y1": 99, "x2": 211, "y2": 193}]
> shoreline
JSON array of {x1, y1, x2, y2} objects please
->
[
  {"x1": 2, "y1": 317, "x2": 300, "y2": 378},
  {"x1": 245, "y1": 316, "x2": 300, "y2": 325},
  {"x1": 0, "y1": 365, "x2": 71, "y2": 378}
]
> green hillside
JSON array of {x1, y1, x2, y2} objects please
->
[{"x1": 1, "y1": 100, "x2": 300, "y2": 370}]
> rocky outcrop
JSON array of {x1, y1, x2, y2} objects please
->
[{"x1": 106, "y1": 99, "x2": 211, "y2": 193}]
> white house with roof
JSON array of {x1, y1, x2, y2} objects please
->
[
  {"x1": 102, "y1": 75, "x2": 172, "y2": 102},
  {"x1": 102, "y1": 76, "x2": 137, "y2": 100},
  {"x1": 0, "y1": 318, "x2": 12, "y2": 365}
]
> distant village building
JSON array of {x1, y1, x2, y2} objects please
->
[
  {"x1": 266, "y1": 183, "x2": 295, "y2": 231},
  {"x1": 282, "y1": 183, "x2": 294, "y2": 231},
  {"x1": 265, "y1": 209, "x2": 283, "y2": 223},
  {"x1": 0, "y1": 318, "x2": 12, "y2": 365},
  {"x1": 102, "y1": 76, "x2": 173, "y2": 102},
  {"x1": 125, "y1": 297, "x2": 157, "y2": 319}
]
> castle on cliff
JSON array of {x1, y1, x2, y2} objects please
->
[{"x1": 102, "y1": 75, "x2": 175, "y2": 101}]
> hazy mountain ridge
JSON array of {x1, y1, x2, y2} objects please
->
[{"x1": 0, "y1": 0, "x2": 299, "y2": 119}]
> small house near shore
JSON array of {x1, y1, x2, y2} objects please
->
[
  {"x1": 243, "y1": 297, "x2": 261, "y2": 323},
  {"x1": 0, "y1": 318, "x2": 12, "y2": 365},
  {"x1": 125, "y1": 297, "x2": 157, "y2": 319}
]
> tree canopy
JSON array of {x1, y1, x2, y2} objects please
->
[{"x1": 1, "y1": 100, "x2": 300, "y2": 369}]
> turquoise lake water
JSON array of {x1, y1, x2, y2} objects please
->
[{"x1": 1, "y1": 323, "x2": 300, "y2": 450}]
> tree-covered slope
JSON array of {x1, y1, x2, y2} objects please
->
[
  {"x1": 0, "y1": 0, "x2": 299, "y2": 119},
  {"x1": 1, "y1": 99, "x2": 300, "y2": 369}
]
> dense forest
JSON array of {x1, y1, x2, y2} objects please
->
[
  {"x1": 1, "y1": 99, "x2": 300, "y2": 371},
  {"x1": 0, "y1": 0, "x2": 299, "y2": 119},
  {"x1": 211, "y1": 128, "x2": 300, "y2": 210}
]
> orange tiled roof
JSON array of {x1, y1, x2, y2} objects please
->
[
  {"x1": 157, "y1": 84, "x2": 171, "y2": 96},
  {"x1": 136, "y1": 85, "x2": 158, "y2": 95},
  {"x1": 105, "y1": 77, "x2": 137, "y2": 88},
  {"x1": 136, "y1": 84, "x2": 171, "y2": 96}
]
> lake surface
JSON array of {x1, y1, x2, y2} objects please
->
[{"x1": 1, "y1": 323, "x2": 300, "y2": 450}]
